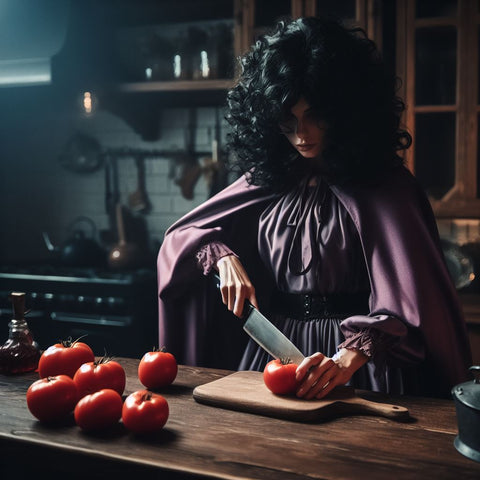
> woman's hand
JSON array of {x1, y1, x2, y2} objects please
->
[
  {"x1": 295, "y1": 348, "x2": 369, "y2": 400},
  {"x1": 216, "y1": 255, "x2": 258, "y2": 318}
]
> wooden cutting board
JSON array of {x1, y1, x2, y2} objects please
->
[{"x1": 193, "y1": 371, "x2": 409, "y2": 422}]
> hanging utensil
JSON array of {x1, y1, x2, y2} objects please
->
[
  {"x1": 59, "y1": 132, "x2": 103, "y2": 173},
  {"x1": 175, "y1": 107, "x2": 202, "y2": 200},
  {"x1": 104, "y1": 153, "x2": 120, "y2": 230},
  {"x1": 204, "y1": 109, "x2": 228, "y2": 197},
  {"x1": 128, "y1": 155, "x2": 151, "y2": 213},
  {"x1": 108, "y1": 204, "x2": 143, "y2": 270}
]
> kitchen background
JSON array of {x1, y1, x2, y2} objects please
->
[{"x1": 0, "y1": 0, "x2": 479, "y2": 366}]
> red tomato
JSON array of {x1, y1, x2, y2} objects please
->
[
  {"x1": 73, "y1": 357, "x2": 126, "y2": 399},
  {"x1": 38, "y1": 338, "x2": 95, "y2": 378},
  {"x1": 26, "y1": 375, "x2": 78, "y2": 423},
  {"x1": 263, "y1": 359, "x2": 299, "y2": 395},
  {"x1": 74, "y1": 388, "x2": 123, "y2": 431},
  {"x1": 122, "y1": 390, "x2": 169, "y2": 434},
  {"x1": 138, "y1": 347, "x2": 177, "y2": 389}
]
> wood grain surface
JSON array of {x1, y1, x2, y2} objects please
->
[
  {"x1": 193, "y1": 371, "x2": 410, "y2": 421},
  {"x1": 1, "y1": 358, "x2": 479, "y2": 480}
]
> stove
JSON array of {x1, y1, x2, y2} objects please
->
[{"x1": 0, "y1": 265, "x2": 158, "y2": 358}]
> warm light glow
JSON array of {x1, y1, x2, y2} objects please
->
[{"x1": 83, "y1": 91, "x2": 93, "y2": 115}]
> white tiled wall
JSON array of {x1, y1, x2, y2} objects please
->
[
  {"x1": 72, "y1": 106, "x2": 231, "y2": 248},
  {"x1": 0, "y1": 98, "x2": 232, "y2": 264}
]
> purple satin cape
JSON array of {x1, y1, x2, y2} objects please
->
[{"x1": 157, "y1": 166, "x2": 472, "y2": 396}]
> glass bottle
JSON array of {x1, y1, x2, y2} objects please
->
[{"x1": 0, "y1": 292, "x2": 41, "y2": 374}]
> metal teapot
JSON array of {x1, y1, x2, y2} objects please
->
[
  {"x1": 43, "y1": 216, "x2": 106, "y2": 267},
  {"x1": 451, "y1": 366, "x2": 480, "y2": 462}
]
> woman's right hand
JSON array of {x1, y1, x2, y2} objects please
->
[{"x1": 216, "y1": 255, "x2": 258, "y2": 318}]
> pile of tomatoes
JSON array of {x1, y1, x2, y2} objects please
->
[{"x1": 26, "y1": 339, "x2": 177, "y2": 435}]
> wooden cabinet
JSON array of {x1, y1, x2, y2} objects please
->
[
  {"x1": 97, "y1": 0, "x2": 378, "y2": 139},
  {"x1": 237, "y1": 0, "x2": 378, "y2": 55},
  {"x1": 95, "y1": 0, "x2": 241, "y2": 138},
  {"x1": 112, "y1": 0, "x2": 240, "y2": 95},
  {"x1": 109, "y1": 0, "x2": 299, "y2": 95},
  {"x1": 396, "y1": 0, "x2": 480, "y2": 218},
  {"x1": 396, "y1": 2, "x2": 480, "y2": 359},
  {"x1": 304, "y1": 0, "x2": 379, "y2": 39},
  {"x1": 236, "y1": 0, "x2": 301, "y2": 55},
  {"x1": 110, "y1": 0, "x2": 378, "y2": 95}
]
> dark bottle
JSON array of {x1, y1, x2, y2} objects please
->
[{"x1": 0, "y1": 292, "x2": 41, "y2": 374}]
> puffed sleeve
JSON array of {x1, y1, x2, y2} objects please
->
[
  {"x1": 331, "y1": 166, "x2": 471, "y2": 396},
  {"x1": 158, "y1": 175, "x2": 276, "y2": 299},
  {"x1": 195, "y1": 241, "x2": 237, "y2": 275},
  {"x1": 338, "y1": 325, "x2": 399, "y2": 359}
]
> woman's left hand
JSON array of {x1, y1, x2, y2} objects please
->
[{"x1": 295, "y1": 348, "x2": 369, "y2": 400}]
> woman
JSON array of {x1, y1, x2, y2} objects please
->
[{"x1": 157, "y1": 16, "x2": 471, "y2": 398}]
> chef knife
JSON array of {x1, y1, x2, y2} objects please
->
[{"x1": 214, "y1": 274, "x2": 305, "y2": 365}]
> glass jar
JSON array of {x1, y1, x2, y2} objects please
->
[{"x1": 0, "y1": 292, "x2": 41, "y2": 374}]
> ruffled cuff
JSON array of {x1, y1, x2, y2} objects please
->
[
  {"x1": 337, "y1": 327, "x2": 395, "y2": 359},
  {"x1": 195, "y1": 241, "x2": 236, "y2": 275}
]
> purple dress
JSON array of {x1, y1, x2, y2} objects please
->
[
  {"x1": 239, "y1": 178, "x2": 404, "y2": 393},
  {"x1": 157, "y1": 167, "x2": 472, "y2": 397},
  {"x1": 202, "y1": 177, "x2": 405, "y2": 392}
]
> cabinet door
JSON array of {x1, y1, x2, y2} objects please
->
[
  {"x1": 397, "y1": 0, "x2": 480, "y2": 217},
  {"x1": 239, "y1": 0, "x2": 303, "y2": 53},
  {"x1": 304, "y1": 0, "x2": 377, "y2": 39},
  {"x1": 240, "y1": 0, "x2": 378, "y2": 55}
]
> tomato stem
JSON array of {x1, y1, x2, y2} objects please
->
[
  {"x1": 280, "y1": 357, "x2": 293, "y2": 365},
  {"x1": 94, "y1": 354, "x2": 113, "y2": 366},
  {"x1": 142, "y1": 391, "x2": 153, "y2": 402},
  {"x1": 152, "y1": 346, "x2": 167, "y2": 353},
  {"x1": 60, "y1": 334, "x2": 88, "y2": 348}
]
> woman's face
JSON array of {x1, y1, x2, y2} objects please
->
[{"x1": 279, "y1": 97, "x2": 326, "y2": 160}]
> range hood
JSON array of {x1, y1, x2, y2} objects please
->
[{"x1": 0, "y1": 0, "x2": 70, "y2": 87}]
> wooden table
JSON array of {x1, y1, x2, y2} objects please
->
[{"x1": 1, "y1": 358, "x2": 479, "y2": 479}]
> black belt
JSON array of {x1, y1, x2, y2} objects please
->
[{"x1": 269, "y1": 289, "x2": 370, "y2": 320}]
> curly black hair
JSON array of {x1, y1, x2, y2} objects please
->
[{"x1": 225, "y1": 16, "x2": 411, "y2": 192}]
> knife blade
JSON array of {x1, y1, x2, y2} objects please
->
[
  {"x1": 214, "y1": 274, "x2": 305, "y2": 364},
  {"x1": 242, "y1": 303, "x2": 305, "y2": 364}
]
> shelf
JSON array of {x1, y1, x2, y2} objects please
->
[
  {"x1": 414, "y1": 105, "x2": 457, "y2": 112},
  {"x1": 414, "y1": 17, "x2": 458, "y2": 28},
  {"x1": 430, "y1": 198, "x2": 480, "y2": 219},
  {"x1": 116, "y1": 79, "x2": 235, "y2": 93},
  {"x1": 100, "y1": 80, "x2": 231, "y2": 140}
]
